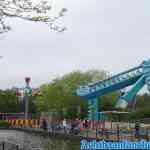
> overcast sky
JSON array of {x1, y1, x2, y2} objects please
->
[{"x1": 1, "y1": 0, "x2": 150, "y2": 89}]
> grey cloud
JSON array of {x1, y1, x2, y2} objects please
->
[{"x1": 0, "y1": 0, "x2": 150, "y2": 89}]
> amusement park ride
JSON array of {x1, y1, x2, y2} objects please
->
[
  {"x1": 76, "y1": 59, "x2": 150, "y2": 120},
  {"x1": 14, "y1": 77, "x2": 40, "y2": 97},
  {"x1": 13, "y1": 77, "x2": 40, "y2": 119}
]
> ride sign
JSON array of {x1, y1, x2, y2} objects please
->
[{"x1": 24, "y1": 87, "x2": 32, "y2": 96}]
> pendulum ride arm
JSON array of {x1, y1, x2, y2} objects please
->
[
  {"x1": 115, "y1": 76, "x2": 145, "y2": 109},
  {"x1": 76, "y1": 59, "x2": 150, "y2": 120}
]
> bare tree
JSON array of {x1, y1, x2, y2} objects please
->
[{"x1": 0, "y1": 0, "x2": 67, "y2": 34}]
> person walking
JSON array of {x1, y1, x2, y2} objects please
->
[
  {"x1": 70, "y1": 120, "x2": 75, "y2": 134},
  {"x1": 42, "y1": 119, "x2": 47, "y2": 131},
  {"x1": 135, "y1": 122, "x2": 140, "y2": 139},
  {"x1": 62, "y1": 119, "x2": 67, "y2": 133}
]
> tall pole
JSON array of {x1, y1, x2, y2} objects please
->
[
  {"x1": 24, "y1": 77, "x2": 31, "y2": 120},
  {"x1": 24, "y1": 94, "x2": 29, "y2": 120}
]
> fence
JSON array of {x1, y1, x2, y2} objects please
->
[
  {"x1": 7, "y1": 119, "x2": 40, "y2": 128},
  {"x1": 0, "y1": 141, "x2": 19, "y2": 150},
  {"x1": 5, "y1": 119, "x2": 150, "y2": 141}
]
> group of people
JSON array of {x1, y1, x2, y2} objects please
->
[
  {"x1": 41, "y1": 118, "x2": 90, "y2": 134},
  {"x1": 41, "y1": 119, "x2": 80, "y2": 132},
  {"x1": 40, "y1": 119, "x2": 142, "y2": 138},
  {"x1": 62, "y1": 118, "x2": 81, "y2": 134}
]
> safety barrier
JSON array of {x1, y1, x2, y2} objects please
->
[{"x1": 6, "y1": 119, "x2": 40, "y2": 128}]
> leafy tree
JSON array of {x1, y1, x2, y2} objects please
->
[
  {"x1": 0, "y1": 0, "x2": 67, "y2": 34},
  {"x1": 100, "y1": 92, "x2": 119, "y2": 111},
  {"x1": 35, "y1": 70, "x2": 110, "y2": 119},
  {"x1": 0, "y1": 89, "x2": 38, "y2": 114},
  {"x1": 128, "y1": 93, "x2": 150, "y2": 120},
  {"x1": 1, "y1": 71, "x2": 150, "y2": 121},
  {"x1": 0, "y1": 89, "x2": 20, "y2": 112},
  {"x1": 20, "y1": 95, "x2": 38, "y2": 114}
]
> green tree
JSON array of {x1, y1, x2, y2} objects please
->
[
  {"x1": 100, "y1": 92, "x2": 119, "y2": 111},
  {"x1": 128, "y1": 93, "x2": 150, "y2": 120},
  {"x1": 0, "y1": 89, "x2": 20, "y2": 112},
  {"x1": 35, "y1": 70, "x2": 110, "y2": 119}
]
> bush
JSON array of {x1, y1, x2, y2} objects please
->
[{"x1": 0, "y1": 120, "x2": 11, "y2": 127}]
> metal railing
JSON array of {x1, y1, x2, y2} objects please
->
[{"x1": 0, "y1": 141, "x2": 19, "y2": 150}]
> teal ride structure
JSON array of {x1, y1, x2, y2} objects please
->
[{"x1": 76, "y1": 59, "x2": 150, "y2": 120}]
